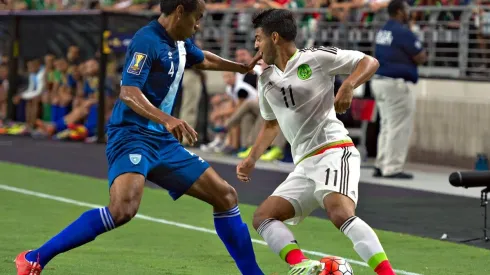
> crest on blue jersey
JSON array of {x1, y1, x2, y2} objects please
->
[
  {"x1": 127, "y1": 52, "x2": 147, "y2": 75},
  {"x1": 129, "y1": 154, "x2": 142, "y2": 165}
]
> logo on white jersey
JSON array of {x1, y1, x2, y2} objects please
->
[
  {"x1": 129, "y1": 154, "x2": 142, "y2": 165},
  {"x1": 265, "y1": 81, "x2": 274, "y2": 90},
  {"x1": 297, "y1": 64, "x2": 312, "y2": 80}
]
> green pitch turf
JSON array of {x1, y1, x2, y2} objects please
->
[{"x1": 0, "y1": 162, "x2": 489, "y2": 275}]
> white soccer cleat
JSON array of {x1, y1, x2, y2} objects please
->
[{"x1": 288, "y1": 259, "x2": 323, "y2": 275}]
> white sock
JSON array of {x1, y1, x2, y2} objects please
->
[
  {"x1": 341, "y1": 216, "x2": 389, "y2": 270},
  {"x1": 257, "y1": 219, "x2": 301, "y2": 261}
]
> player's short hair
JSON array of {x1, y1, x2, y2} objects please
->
[
  {"x1": 387, "y1": 0, "x2": 406, "y2": 17},
  {"x1": 160, "y1": 0, "x2": 198, "y2": 16},
  {"x1": 252, "y1": 9, "x2": 297, "y2": 42}
]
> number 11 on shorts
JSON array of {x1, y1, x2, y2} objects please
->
[{"x1": 325, "y1": 168, "x2": 338, "y2": 186}]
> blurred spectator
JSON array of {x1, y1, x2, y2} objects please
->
[
  {"x1": 67, "y1": 46, "x2": 81, "y2": 66},
  {"x1": 471, "y1": 0, "x2": 490, "y2": 74},
  {"x1": 0, "y1": 63, "x2": 8, "y2": 120},
  {"x1": 201, "y1": 71, "x2": 242, "y2": 153},
  {"x1": 41, "y1": 54, "x2": 56, "y2": 122},
  {"x1": 35, "y1": 58, "x2": 114, "y2": 140},
  {"x1": 180, "y1": 40, "x2": 207, "y2": 144},
  {"x1": 201, "y1": 48, "x2": 262, "y2": 154},
  {"x1": 1, "y1": 55, "x2": 9, "y2": 65},
  {"x1": 17, "y1": 58, "x2": 45, "y2": 132},
  {"x1": 50, "y1": 57, "x2": 77, "y2": 123}
]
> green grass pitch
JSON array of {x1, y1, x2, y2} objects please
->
[{"x1": 0, "y1": 162, "x2": 489, "y2": 275}]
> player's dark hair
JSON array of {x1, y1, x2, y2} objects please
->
[
  {"x1": 160, "y1": 0, "x2": 198, "y2": 16},
  {"x1": 252, "y1": 9, "x2": 297, "y2": 42},
  {"x1": 387, "y1": 0, "x2": 406, "y2": 17}
]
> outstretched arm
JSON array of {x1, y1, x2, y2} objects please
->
[{"x1": 193, "y1": 51, "x2": 262, "y2": 74}]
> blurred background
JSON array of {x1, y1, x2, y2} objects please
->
[{"x1": 1, "y1": 0, "x2": 490, "y2": 169}]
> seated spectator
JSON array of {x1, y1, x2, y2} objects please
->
[
  {"x1": 36, "y1": 58, "x2": 114, "y2": 141},
  {"x1": 16, "y1": 58, "x2": 45, "y2": 133},
  {"x1": 179, "y1": 39, "x2": 207, "y2": 144},
  {"x1": 14, "y1": 0, "x2": 58, "y2": 10},
  {"x1": 67, "y1": 45, "x2": 81, "y2": 66},
  {"x1": 201, "y1": 71, "x2": 243, "y2": 153},
  {"x1": 213, "y1": 60, "x2": 287, "y2": 161},
  {"x1": 35, "y1": 97, "x2": 97, "y2": 138},
  {"x1": 216, "y1": 98, "x2": 288, "y2": 161},
  {"x1": 41, "y1": 54, "x2": 56, "y2": 122},
  {"x1": 49, "y1": 57, "x2": 78, "y2": 125},
  {"x1": 0, "y1": 63, "x2": 8, "y2": 120},
  {"x1": 201, "y1": 48, "x2": 262, "y2": 154}
]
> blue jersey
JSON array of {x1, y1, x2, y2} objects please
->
[
  {"x1": 374, "y1": 19, "x2": 423, "y2": 83},
  {"x1": 108, "y1": 20, "x2": 205, "y2": 133}
]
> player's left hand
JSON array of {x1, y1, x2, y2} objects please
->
[
  {"x1": 238, "y1": 52, "x2": 263, "y2": 74},
  {"x1": 334, "y1": 84, "x2": 354, "y2": 114}
]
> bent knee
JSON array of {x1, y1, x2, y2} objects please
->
[
  {"x1": 206, "y1": 179, "x2": 238, "y2": 213},
  {"x1": 214, "y1": 182, "x2": 238, "y2": 211},
  {"x1": 252, "y1": 209, "x2": 269, "y2": 231},
  {"x1": 109, "y1": 174, "x2": 144, "y2": 226},
  {"x1": 109, "y1": 198, "x2": 140, "y2": 226},
  {"x1": 326, "y1": 206, "x2": 355, "y2": 229}
]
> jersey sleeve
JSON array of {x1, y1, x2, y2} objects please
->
[
  {"x1": 258, "y1": 76, "x2": 276, "y2": 121},
  {"x1": 398, "y1": 29, "x2": 424, "y2": 57},
  {"x1": 314, "y1": 47, "x2": 365, "y2": 76},
  {"x1": 121, "y1": 34, "x2": 156, "y2": 89},
  {"x1": 185, "y1": 39, "x2": 205, "y2": 68}
]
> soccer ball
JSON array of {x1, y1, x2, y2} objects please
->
[{"x1": 318, "y1": 256, "x2": 354, "y2": 275}]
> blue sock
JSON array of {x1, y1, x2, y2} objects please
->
[
  {"x1": 54, "y1": 117, "x2": 67, "y2": 132},
  {"x1": 51, "y1": 105, "x2": 59, "y2": 122},
  {"x1": 25, "y1": 207, "x2": 115, "y2": 267},
  {"x1": 59, "y1": 106, "x2": 70, "y2": 117},
  {"x1": 214, "y1": 205, "x2": 264, "y2": 275},
  {"x1": 84, "y1": 105, "x2": 98, "y2": 136}
]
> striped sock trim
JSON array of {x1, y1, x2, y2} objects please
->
[
  {"x1": 340, "y1": 216, "x2": 358, "y2": 233},
  {"x1": 368, "y1": 252, "x2": 389, "y2": 270},
  {"x1": 279, "y1": 243, "x2": 301, "y2": 261},
  {"x1": 99, "y1": 207, "x2": 115, "y2": 231},
  {"x1": 213, "y1": 205, "x2": 240, "y2": 218},
  {"x1": 256, "y1": 218, "x2": 276, "y2": 235}
]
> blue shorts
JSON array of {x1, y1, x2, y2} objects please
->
[{"x1": 106, "y1": 126, "x2": 210, "y2": 200}]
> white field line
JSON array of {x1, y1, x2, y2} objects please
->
[{"x1": 0, "y1": 184, "x2": 422, "y2": 275}]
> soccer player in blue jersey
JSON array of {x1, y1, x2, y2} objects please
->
[{"x1": 15, "y1": 1, "x2": 264, "y2": 274}]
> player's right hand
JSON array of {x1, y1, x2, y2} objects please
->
[
  {"x1": 163, "y1": 116, "x2": 198, "y2": 146},
  {"x1": 236, "y1": 157, "x2": 256, "y2": 182}
]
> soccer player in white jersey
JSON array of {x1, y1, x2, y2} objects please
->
[{"x1": 236, "y1": 9, "x2": 397, "y2": 275}]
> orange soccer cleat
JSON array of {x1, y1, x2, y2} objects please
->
[{"x1": 15, "y1": 251, "x2": 43, "y2": 275}]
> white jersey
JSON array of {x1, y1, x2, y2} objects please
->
[
  {"x1": 258, "y1": 47, "x2": 365, "y2": 164},
  {"x1": 226, "y1": 65, "x2": 262, "y2": 102}
]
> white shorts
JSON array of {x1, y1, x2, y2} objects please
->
[{"x1": 271, "y1": 146, "x2": 361, "y2": 225}]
